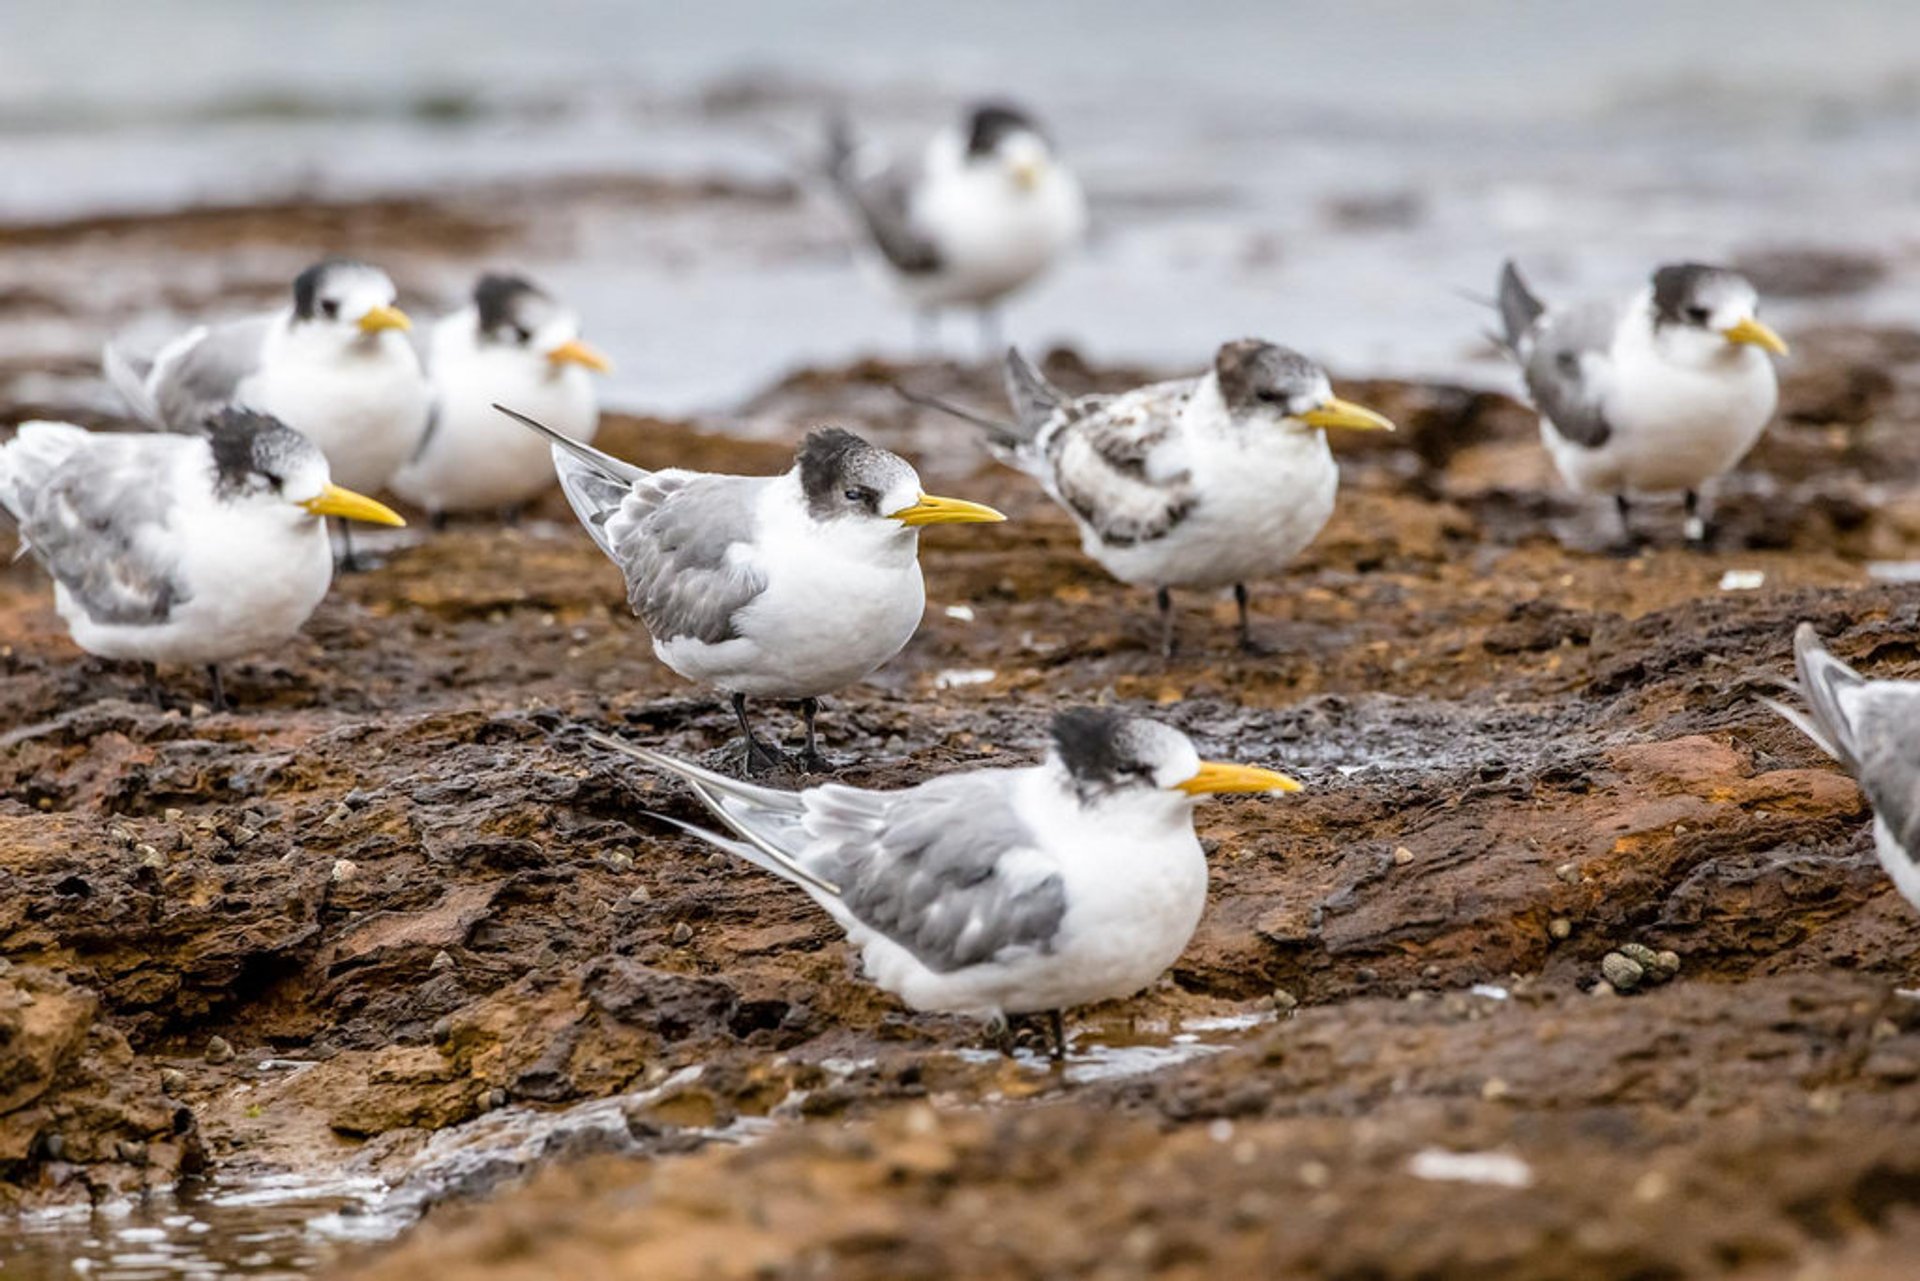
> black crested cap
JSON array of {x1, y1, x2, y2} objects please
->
[
  {"x1": 292, "y1": 256, "x2": 370, "y2": 320},
  {"x1": 965, "y1": 100, "x2": 1044, "y2": 157},
  {"x1": 474, "y1": 272, "x2": 545, "y2": 334},
  {"x1": 204, "y1": 407, "x2": 303, "y2": 489},
  {"x1": 1650, "y1": 262, "x2": 1738, "y2": 326},
  {"x1": 796, "y1": 426, "x2": 872, "y2": 505},
  {"x1": 1214, "y1": 339, "x2": 1321, "y2": 409},
  {"x1": 1050, "y1": 707, "x2": 1141, "y2": 787}
]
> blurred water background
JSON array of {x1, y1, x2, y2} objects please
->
[{"x1": 4, "y1": 0, "x2": 1919, "y2": 413}]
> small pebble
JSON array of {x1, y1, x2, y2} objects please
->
[
  {"x1": 430, "y1": 950, "x2": 455, "y2": 972},
  {"x1": 1548, "y1": 917, "x2": 1572, "y2": 940},
  {"x1": 1554, "y1": 862, "x2": 1580, "y2": 885},
  {"x1": 159, "y1": 1068, "x2": 187, "y2": 1096},
  {"x1": 1480, "y1": 1077, "x2": 1512, "y2": 1102},
  {"x1": 163, "y1": 808, "x2": 183, "y2": 823},
  {"x1": 601, "y1": 849, "x2": 635, "y2": 873},
  {"x1": 670, "y1": 922, "x2": 694, "y2": 945},
  {"x1": 330, "y1": 859, "x2": 358, "y2": 883},
  {"x1": 627, "y1": 886, "x2": 651, "y2": 905},
  {"x1": 487, "y1": 1088, "x2": 509, "y2": 1110},
  {"x1": 1270, "y1": 988, "x2": 1299, "y2": 1013},
  {"x1": 204, "y1": 1037, "x2": 234, "y2": 1065},
  {"x1": 42, "y1": 1134, "x2": 64, "y2": 1160},
  {"x1": 1601, "y1": 951, "x2": 1645, "y2": 992},
  {"x1": 1392, "y1": 846, "x2": 1414, "y2": 866}
]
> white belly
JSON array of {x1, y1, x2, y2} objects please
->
[
  {"x1": 391, "y1": 367, "x2": 597, "y2": 514},
  {"x1": 1548, "y1": 352, "x2": 1776, "y2": 496},
  {"x1": 1086, "y1": 432, "x2": 1338, "y2": 590},
  {"x1": 654, "y1": 552, "x2": 926, "y2": 699},
  {"x1": 246, "y1": 355, "x2": 432, "y2": 494}
]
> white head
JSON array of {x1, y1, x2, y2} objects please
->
[
  {"x1": 1212, "y1": 340, "x2": 1397, "y2": 437},
  {"x1": 1644, "y1": 263, "x2": 1789, "y2": 367},
  {"x1": 1043, "y1": 708, "x2": 1301, "y2": 824},
  {"x1": 288, "y1": 257, "x2": 413, "y2": 348},
  {"x1": 467, "y1": 272, "x2": 611, "y2": 379},
  {"x1": 930, "y1": 100, "x2": 1062, "y2": 194},
  {"x1": 203, "y1": 407, "x2": 405, "y2": 532},
  {"x1": 791, "y1": 427, "x2": 1004, "y2": 560}
]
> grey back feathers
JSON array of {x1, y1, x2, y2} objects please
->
[
  {"x1": 602, "y1": 736, "x2": 1065, "y2": 976},
  {"x1": 149, "y1": 315, "x2": 272, "y2": 433},
  {"x1": 0, "y1": 425, "x2": 189, "y2": 625},
  {"x1": 1498, "y1": 261, "x2": 1617, "y2": 450},
  {"x1": 1773, "y1": 624, "x2": 1920, "y2": 860},
  {"x1": 822, "y1": 116, "x2": 942, "y2": 276}
]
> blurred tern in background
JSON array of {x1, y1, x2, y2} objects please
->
[
  {"x1": 1499, "y1": 260, "x2": 1787, "y2": 553},
  {"x1": 596, "y1": 707, "x2": 1300, "y2": 1058},
  {"x1": 824, "y1": 100, "x2": 1086, "y2": 355},
  {"x1": 499, "y1": 407, "x2": 1004, "y2": 772},
  {"x1": 106, "y1": 256, "x2": 432, "y2": 568},
  {"x1": 392, "y1": 272, "x2": 610, "y2": 523},
  {"x1": 0, "y1": 410, "x2": 404, "y2": 710}
]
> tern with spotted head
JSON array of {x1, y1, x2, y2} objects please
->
[
  {"x1": 392, "y1": 272, "x2": 611, "y2": 521},
  {"x1": 498, "y1": 406, "x2": 1005, "y2": 771},
  {"x1": 823, "y1": 99, "x2": 1086, "y2": 353},
  {"x1": 0, "y1": 410, "x2": 405, "y2": 709},
  {"x1": 594, "y1": 707, "x2": 1300, "y2": 1058},
  {"x1": 934, "y1": 341, "x2": 1392, "y2": 657},
  {"x1": 105, "y1": 256, "x2": 431, "y2": 567},
  {"x1": 1763, "y1": 624, "x2": 1920, "y2": 915},
  {"x1": 1498, "y1": 260, "x2": 1787, "y2": 552}
]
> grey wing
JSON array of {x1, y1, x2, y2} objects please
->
[
  {"x1": 800, "y1": 772, "x2": 1066, "y2": 974},
  {"x1": 1043, "y1": 381, "x2": 1200, "y2": 548},
  {"x1": 150, "y1": 316, "x2": 271, "y2": 431},
  {"x1": 1850, "y1": 687, "x2": 1920, "y2": 859},
  {"x1": 19, "y1": 438, "x2": 191, "y2": 625},
  {"x1": 827, "y1": 143, "x2": 941, "y2": 275},
  {"x1": 1520, "y1": 300, "x2": 1619, "y2": 450},
  {"x1": 606, "y1": 474, "x2": 770, "y2": 645}
]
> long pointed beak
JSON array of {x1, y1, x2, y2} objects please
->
[
  {"x1": 300, "y1": 482, "x2": 406, "y2": 527},
  {"x1": 547, "y1": 338, "x2": 612, "y2": 373},
  {"x1": 888, "y1": 493, "x2": 1007, "y2": 527},
  {"x1": 358, "y1": 304, "x2": 412, "y2": 334},
  {"x1": 1010, "y1": 159, "x2": 1043, "y2": 191},
  {"x1": 1722, "y1": 317, "x2": 1788, "y2": 356},
  {"x1": 1298, "y1": 397, "x2": 1396, "y2": 433},
  {"x1": 1176, "y1": 760, "x2": 1303, "y2": 797}
]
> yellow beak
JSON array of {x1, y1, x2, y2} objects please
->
[
  {"x1": 1010, "y1": 159, "x2": 1043, "y2": 191},
  {"x1": 888, "y1": 493, "x2": 1008, "y2": 527},
  {"x1": 1176, "y1": 760, "x2": 1303, "y2": 797},
  {"x1": 547, "y1": 338, "x2": 612, "y2": 373},
  {"x1": 300, "y1": 482, "x2": 407, "y2": 527},
  {"x1": 1298, "y1": 397, "x2": 1396, "y2": 433},
  {"x1": 1722, "y1": 317, "x2": 1788, "y2": 356},
  {"x1": 357, "y1": 304, "x2": 412, "y2": 334}
]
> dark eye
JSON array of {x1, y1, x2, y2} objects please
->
[
  {"x1": 261, "y1": 471, "x2": 283, "y2": 491},
  {"x1": 320, "y1": 299, "x2": 340, "y2": 320},
  {"x1": 844, "y1": 486, "x2": 877, "y2": 506},
  {"x1": 513, "y1": 325, "x2": 532, "y2": 344},
  {"x1": 1685, "y1": 306, "x2": 1711, "y2": 324},
  {"x1": 1255, "y1": 390, "x2": 1288, "y2": 407}
]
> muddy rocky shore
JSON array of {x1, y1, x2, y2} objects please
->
[{"x1": 5, "y1": 193, "x2": 1920, "y2": 1276}]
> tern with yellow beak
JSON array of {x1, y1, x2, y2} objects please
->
[
  {"x1": 392, "y1": 272, "x2": 612, "y2": 521},
  {"x1": 106, "y1": 257, "x2": 430, "y2": 567},
  {"x1": 0, "y1": 409, "x2": 406, "y2": 710},
  {"x1": 1499, "y1": 260, "x2": 1789, "y2": 551},
  {"x1": 929, "y1": 340, "x2": 1394, "y2": 656},
  {"x1": 823, "y1": 100, "x2": 1086, "y2": 354},
  {"x1": 500, "y1": 407, "x2": 1005, "y2": 771},
  {"x1": 595, "y1": 706, "x2": 1300, "y2": 1059}
]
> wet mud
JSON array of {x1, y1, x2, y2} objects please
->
[{"x1": 4, "y1": 193, "x2": 1920, "y2": 1278}]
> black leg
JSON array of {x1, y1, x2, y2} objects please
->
[
  {"x1": 1233, "y1": 582, "x2": 1273, "y2": 655},
  {"x1": 499, "y1": 505, "x2": 525, "y2": 528},
  {"x1": 1045, "y1": 1010, "x2": 1067, "y2": 1063},
  {"x1": 205, "y1": 664, "x2": 228, "y2": 713},
  {"x1": 141, "y1": 661, "x2": 162, "y2": 706},
  {"x1": 1684, "y1": 490, "x2": 1709, "y2": 549},
  {"x1": 730, "y1": 692, "x2": 783, "y2": 775},
  {"x1": 1610, "y1": 494, "x2": 1642, "y2": 558},
  {"x1": 336, "y1": 521, "x2": 360, "y2": 573},
  {"x1": 798, "y1": 697, "x2": 830, "y2": 772},
  {"x1": 1157, "y1": 587, "x2": 1177, "y2": 661},
  {"x1": 429, "y1": 510, "x2": 450, "y2": 532}
]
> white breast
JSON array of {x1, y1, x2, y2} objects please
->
[
  {"x1": 248, "y1": 331, "x2": 432, "y2": 494},
  {"x1": 901, "y1": 167, "x2": 1086, "y2": 309}
]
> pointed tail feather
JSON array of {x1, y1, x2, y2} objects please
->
[
  {"x1": 641, "y1": 807, "x2": 840, "y2": 898},
  {"x1": 1497, "y1": 260, "x2": 1544, "y2": 356},
  {"x1": 1003, "y1": 347, "x2": 1065, "y2": 438},
  {"x1": 1788, "y1": 623, "x2": 1866, "y2": 770},
  {"x1": 494, "y1": 404, "x2": 645, "y2": 557}
]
